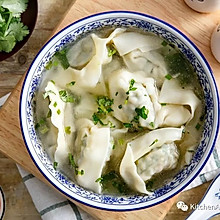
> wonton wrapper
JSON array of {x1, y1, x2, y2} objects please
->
[
  {"x1": 45, "y1": 82, "x2": 75, "y2": 168},
  {"x1": 74, "y1": 118, "x2": 112, "y2": 193},
  {"x1": 120, "y1": 127, "x2": 183, "y2": 194}
]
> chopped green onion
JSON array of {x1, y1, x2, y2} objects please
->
[
  {"x1": 165, "y1": 74, "x2": 172, "y2": 80},
  {"x1": 149, "y1": 139, "x2": 158, "y2": 147},
  {"x1": 50, "y1": 80, "x2": 55, "y2": 84},
  {"x1": 45, "y1": 61, "x2": 53, "y2": 70},
  {"x1": 107, "y1": 43, "x2": 118, "y2": 57},
  {"x1": 118, "y1": 139, "x2": 124, "y2": 145},
  {"x1": 43, "y1": 90, "x2": 56, "y2": 99},
  {"x1": 57, "y1": 109, "x2": 61, "y2": 115},
  {"x1": 118, "y1": 104, "x2": 122, "y2": 109},
  {"x1": 95, "y1": 177, "x2": 103, "y2": 183},
  {"x1": 161, "y1": 103, "x2": 167, "y2": 106},
  {"x1": 76, "y1": 169, "x2": 84, "y2": 175},
  {"x1": 53, "y1": 161, "x2": 58, "y2": 170},
  {"x1": 126, "y1": 79, "x2": 137, "y2": 95},
  {"x1": 149, "y1": 122, "x2": 154, "y2": 128},
  {"x1": 54, "y1": 49, "x2": 70, "y2": 70},
  {"x1": 65, "y1": 126, "x2": 71, "y2": 134},
  {"x1": 135, "y1": 106, "x2": 149, "y2": 120},
  {"x1": 195, "y1": 123, "x2": 201, "y2": 130},
  {"x1": 46, "y1": 109, "x2": 52, "y2": 118},
  {"x1": 35, "y1": 118, "x2": 49, "y2": 134},
  {"x1": 68, "y1": 153, "x2": 77, "y2": 168},
  {"x1": 123, "y1": 123, "x2": 133, "y2": 128},
  {"x1": 161, "y1": 40, "x2": 168, "y2": 47},
  {"x1": 53, "y1": 102, "x2": 57, "y2": 108},
  {"x1": 59, "y1": 90, "x2": 76, "y2": 103},
  {"x1": 66, "y1": 81, "x2": 76, "y2": 87},
  {"x1": 107, "y1": 47, "x2": 117, "y2": 57}
]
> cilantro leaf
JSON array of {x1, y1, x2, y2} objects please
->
[
  {"x1": 6, "y1": 21, "x2": 29, "y2": 41},
  {"x1": 0, "y1": 0, "x2": 29, "y2": 53},
  {"x1": 59, "y1": 90, "x2": 77, "y2": 103},
  {"x1": 0, "y1": 34, "x2": 15, "y2": 52},
  {"x1": 135, "y1": 106, "x2": 149, "y2": 120},
  {"x1": 35, "y1": 118, "x2": 49, "y2": 134},
  {"x1": 54, "y1": 49, "x2": 70, "y2": 70},
  {"x1": 126, "y1": 79, "x2": 137, "y2": 95},
  {"x1": 1, "y1": 0, "x2": 28, "y2": 17}
]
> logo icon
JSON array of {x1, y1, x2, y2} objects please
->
[{"x1": 176, "y1": 201, "x2": 189, "y2": 212}]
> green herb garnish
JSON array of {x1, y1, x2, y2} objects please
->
[
  {"x1": 165, "y1": 74, "x2": 172, "y2": 80},
  {"x1": 95, "y1": 177, "x2": 103, "y2": 183},
  {"x1": 35, "y1": 118, "x2": 49, "y2": 134},
  {"x1": 57, "y1": 109, "x2": 61, "y2": 115},
  {"x1": 135, "y1": 106, "x2": 149, "y2": 120},
  {"x1": 68, "y1": 153, "x2": 77, "y2": 168},
  {"x1": 161, "y1": 103, "x2": 167, "y2": 106},
  {"x1": 54, "y1": 48, "x2": 70, "y2": 69},
  {"x1": 149, "y1": 139, "x2": 158, "y2": 147},
  {"x1": 92, "y1": 96, "x2": 114, "y2": 126},
  {"x1": 46, "y1": 109, "x2": 51, "y2": 118},
  {"x1": 145, "y1": 179, "x2": 154, "y2": 191},
  {"x1": 107, "y1": 46, "x2": 117, "y2": 57},
  {"x1": 107, "y1": 43, "x2": 117, "y2": 57},
  {"x1": 149, "y1": 122, "x2": 154, "y2": 128},
  {"x1": 53, "y1": 161, "x2": 58, "y2": 170},
  {"x1": 118, "y1": 139, "x2": 124, "y2": 145},
  {"x1": 165, "y1": 52, "x2": 196, "y2": 86},
  {"x1": 43, "y1": 90, "x2": 56, "y2": 99},
  {"x1": 195, "y1": 123, "x2": 201, "y2": 130},
  {"x1": 50, "y1": 80, "x2": 55, "y2": 84},
  {"x1": 123, "y1": 123, "x2": 133, "y2": 128},
  {"x1": 0, "y1": 0, "x2": 30, "y2": 53},
  {"x1": 126, "y1": 79, "x2": 137, "y2": 95},
  {"x1": 53, "y1": 102, "x2": 57, "y2": 108},
  {"x1": 98, "y1": 171, "x2": 130, "y2": 194},
  {"x1": 68, "y1": 153, "x2": 84, "y2": 175},
  {"x1": 59, "y1": 90, "x2": 76, "y2": 103},
  {"x1": 65, "y1": 126, "x2": 71, "y2": 134},
  {"x1": 92, "y1": 113, "x2": 104, "y2": 125},
  {"x1": 161, "y1": 40, "x2": 168, "y2": 47},
  {"x1": 66, "y1": 81, "x2": 76, "y2": 87},
  {"x1": 118, "y1": 104, "x2": 122, "y2": 109}
]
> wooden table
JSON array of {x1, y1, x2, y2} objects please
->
[{"x1": 0, "y1": 0, "x2": 219, "y2": 219}]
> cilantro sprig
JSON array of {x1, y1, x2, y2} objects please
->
[
  {"x1": 95, "y1": 171, "x2": 130, "y2": 194},
  {"x1": 107, "y1": 42, "x2": 117, "y2": 57},
  {"x1": 135, "y1": 106, "x2": 149, "y2": 120},
  {"x1": 0, "y1": 0, "x2": 30, "y2": 53},
  {"x1": 35, "y1": 118, "x2": 49, "y2": 135},
  {"x1": 45, "y1": 48, "x2": 70, "y2": 70},
  {"x1": 59, "y1": 90, "x2": 77, "y2": 103},
  {"x1": 92, "y1": 96, "x2": 114, "y2": 126},
  {"x1": 126, "y1": 79, "x2": 137, "y2": 95},
  {"x1": 68, "y1": 153, "x2": 84, "y2": 176}
]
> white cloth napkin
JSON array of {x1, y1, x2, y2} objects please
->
[{"x1": 0, "y1": 93, "x2": 219, "y2": 219}]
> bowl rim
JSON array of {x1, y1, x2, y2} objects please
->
[
  {"x1": 0, "y1": 187, "x2": 5, "y2": 219},
  {"x1": 19, "y1": 10, "x2": 220, "y2": 211}
]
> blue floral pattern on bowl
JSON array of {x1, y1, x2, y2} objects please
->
[{"x1": 20, "y1": 11, "x2": 219, "y2": 211}]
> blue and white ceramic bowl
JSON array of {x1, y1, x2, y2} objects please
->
[{"x1": 20, "y1": 11, "x2": 219, "y2": 211}]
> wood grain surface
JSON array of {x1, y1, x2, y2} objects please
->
[{"x1": 0, "y1": 0, "x2": 220, "y2": 219}]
